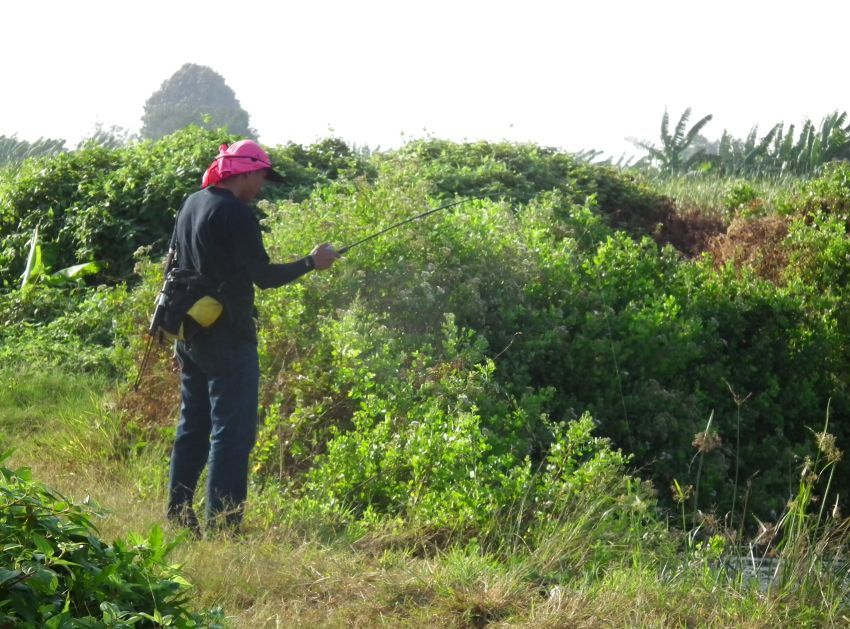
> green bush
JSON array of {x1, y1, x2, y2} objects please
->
[
  {"x1": 381, "y1": 139, "x2": 673, "y2": 236},
  {"x1": 790, "y1": 162, "x2": 850, "y2": 220},
  {"x1": 0, "y1": 127, "x2": 237, "y2": 286},
  {"x1": 246, "y1": 173, "x2": 846, "y2": 521},
  {"x1": 0, "y1": 282, "x2": 129, "y2": 374},
  {"x1": 0, "y1": 128, "x2": 372, "y2": 287},
  {"x1": 722, "y1": 180, "x2": 763, "y2": 215},
  {"x1": 266, "y1": 137, "x2": 376, "y2": 203},
  {"x1": 0, "y1": 454, "x2": 221, "y2": 627},
  {"x1": 298, "y1": 310, "x2": 537, "y2": 531}
]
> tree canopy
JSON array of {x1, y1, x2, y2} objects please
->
[{"x1": 140, "y1": 63, "x2": 255, "y2": 140}]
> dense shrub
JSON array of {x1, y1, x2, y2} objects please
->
[
  {"x1": 0, "y1": 455, "x2": 220, "y2": 626},
  {"x1": 266, "y1": 137, "x2": 377, "y2": 203},
  {"x1": 246, "y1": 171, "x2": 849, "y2": 520},
  {"x1": 0, "y1": 282, "x2": 128, "y2": 373},
  {"x1": 0, "y1": 128, "x2": 372, "y2": 287},
  {"x1": 383, "y1": 139, "x2": 673, "y2": 236},
  {"x1": 790, "y1": 162, "x2": 850, "y2": 220},
  {"x1": 0, "y1": 127, "x2": 237, "y2": 286}
]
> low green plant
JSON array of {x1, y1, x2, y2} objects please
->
[
  {"x1": 0, "y1": 282, "x2": 128, "y2": 374},
  {"x1": 0, "y1": 453, "x2": 222, "y2": 627},
  {"x1": 722, "y1": 181, "x2": 764, "y2": 216},
  {"x1": 298, "y1": 309, "x2": 537, "y2": 533}
]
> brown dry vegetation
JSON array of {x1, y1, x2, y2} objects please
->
[
  {"x1": 707, "y1": 216, "x2": 790, "y2": 282},
  {"x1": 654, "y1": 207, "x2": 727, "y2": 257},
  {"x1": 118, "y1": 346, "x2": 181, "y2": 430}
]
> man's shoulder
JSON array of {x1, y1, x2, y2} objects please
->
[
  {"x1": 185, "y1": 187, "x2": 245, "y2": 211},
  {"x1": 183, "y1": 188, "x2": 256, "y2": 223}
]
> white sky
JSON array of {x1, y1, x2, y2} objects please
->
[{"x1": 5, "y1": 1, "x2": 849, "y2": 159}]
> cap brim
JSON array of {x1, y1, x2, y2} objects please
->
[{"x1": 265, "y1": 168, "x2": 286, "y2": 184}]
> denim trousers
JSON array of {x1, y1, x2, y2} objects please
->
[{"x1": 168, "y1": 324, "x2": 260, "y2": 529}]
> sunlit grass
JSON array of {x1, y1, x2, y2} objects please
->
[
  {"x1": 0, "y1": 366, "x2": 111, "y2": 466},
  {"x1": 644, "y1": 173, "x2": 805, "y2": 218}
]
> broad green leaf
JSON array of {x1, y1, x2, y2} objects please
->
[
  {"x1": 148, "y1": 523, "x2": 164, "y2": 550},
  {"x1": 27, "y1": 566, "x2": 59, "y2": 594},
  {"x1": 20, "y1": 225, "x2": 40, "y2": 288},
  {"x1": 42, "y1": 611, "x2": 72, "y2": 629},
  {"x1": 0, "y1": 567, "x2": 22, "y2": 587},
  {"x1": 31, "y1": 532, "x2": 55, "y2": 558},
  {"x1": 52, "y1": 261, "x2": 100, "y2": 279}
]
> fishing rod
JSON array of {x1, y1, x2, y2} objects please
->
[{"x1": 337, "y1": 196, "x2": 481, "y2": 255}]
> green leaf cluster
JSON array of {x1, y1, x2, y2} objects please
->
[
  {"x1": 0, "y1": 135, "x2": 66, "y2": 169},
  {"x1": 0, "y1": 126, "x2": 238, "y2": 286},
  {"x1": 0, "y1": 127, "x2": 373, "y2": 288},
  {"x1": 386, "y1": 138, "x2": 671, "y2": 234},
  {"x1": 245, "y1": 159, "x2": 850, "y2": 521},
  {"x1": 0, "y1": 454, "x2": 220, "y2": 627}
]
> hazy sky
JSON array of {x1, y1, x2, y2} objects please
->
[{"x1": 6, "y1": 1, "x2": 849, "y2": 158}]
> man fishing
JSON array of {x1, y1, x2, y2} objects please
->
[{"x1": 166, "y1": 139, "x2": 338, "y2": 534}]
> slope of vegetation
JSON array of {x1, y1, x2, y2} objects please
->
[{"x1": 4, "y1": 126, "x2": 850, "y2": 624}]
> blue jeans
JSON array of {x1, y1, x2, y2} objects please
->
[{"x1": 168, "y1": 325, "x2": 260, "y2": 529}]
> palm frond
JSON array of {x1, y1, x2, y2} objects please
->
[
  {"x1": 684, "y1": 114, "x2": 713, "y2": 147},
  {"x1": 660, "y1": 109, "x2": 672, "y2": 148},
  {"x1": 672, "y1": 107, "x2": 693, "y2": 148}
]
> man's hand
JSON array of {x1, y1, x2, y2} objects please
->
[{"x1": 310, "y1": 243, "x2": 340, "y2": 270}]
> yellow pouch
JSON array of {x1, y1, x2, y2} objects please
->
[{"x1": 186, "y1": 295, "x2": 224, "y2": 328}]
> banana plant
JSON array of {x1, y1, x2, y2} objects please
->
[
  {"x1": 717, "y1": 124, "x2": 781, "y2": 177},
  {"x1": 632, "y1": 108, "x2": 714, "y2": 174},
  {"x1": 637, "y1": 108, "x2": 850, "y2": 177},
  {"x1": 20, "y1": 225, "x2": 99, "y2": 289},
  {"x1": 776, "y1": 113, "x2": 850, "y2": 175}
]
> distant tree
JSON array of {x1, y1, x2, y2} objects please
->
[
  {"x1": 683, "y1": 133, "x2": 720, "y2": 159},
  {"x1": 141, "y1": 63, "x2": 256, "y2": 140}
]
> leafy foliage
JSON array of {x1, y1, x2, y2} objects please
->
[
  {"x1": 141, "y1": 63, "x2": 254, "y2": 140},
  {"x1": 384, "y1": 138, "x2": 673, "y2": 237},
  {"x1": 76, "y1": 124, "x2": 137, "y2": 150},
  {"x1": 636, "y1": 108, "x2": 850, "y2": 177},
  {"x1": 0, "y1": 126, "x2": 237, "y2": 286},
  {"x1": 0, "y1": 283, "x2": 127, "y2": 374},
  {"x1": 241, "y1": 166, "x2": 847, "y2": 522},
  {"x1": 0, "y1": 127, "x2": 372, "y2": 287},
  {"x1": 632, "y1": 108, "x2": 714, "y2": 174},
  {"x1": 266, "y1": 137, "x2": 377, "y2": 202},
  {"x1": 0, "y1": 454, "x2": 220, "y2": 627}
]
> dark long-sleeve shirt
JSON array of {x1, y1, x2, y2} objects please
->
[{"x1": 174, "y1": 187, "x2": 312, "y2": 341}]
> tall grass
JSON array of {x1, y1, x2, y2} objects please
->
[{"x1": 645, "y1": 173, "x2": 804, "y2": 218}]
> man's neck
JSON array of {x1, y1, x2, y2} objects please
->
[{"x1": 214, "y1": 178, "x2": 245, "y2": 200}]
